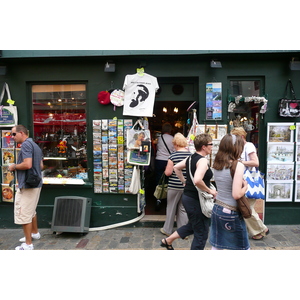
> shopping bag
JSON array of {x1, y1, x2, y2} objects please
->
[
  {"x1": 153, "y1": 173, "x2": 168, "y2": 200},
  {"x1": 0, "y1": 83, "x2": 18, "y2": 127},
  {"x1": 126, "y1": 119, "x2": 151, "y2": 150},
  {"x1": 186, "y1": 110, "x2": 199, "y2": 153},
  {"x1": 244, "y1": 168, "x2": 265, "y2": 200},
  {"x1": 278, "y1": 79, "x2": 300, "y2": 117},
  {"x1": 129, "y1": 166, "x2": 141, "y2": 194}
]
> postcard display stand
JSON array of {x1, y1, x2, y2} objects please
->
[
  {"x1": 93, "y1": 118, "x2": 135, "y2": 194},
  {"x1": 266, "y1": 122, "x2": 300, "y2": 202},
  {"x1": 1, "y1": 129, "x2": 18, "y2": 203}
]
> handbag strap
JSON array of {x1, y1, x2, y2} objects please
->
[
  {"x1": 229, "y1": 160, "x2": 238, "y2": 179},
  {"x1": 284, "y1": 79, "x2": 296, "y2": 100},
  {"x1": 161, "y1": 135, "x2": 171, "y2": 154},
  {"x1": 0, "y1": 83, "x2": 12, "y2": 106}
]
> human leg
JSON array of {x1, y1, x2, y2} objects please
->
[
  {"x1": 175, "y1": 196, "x2": 188, "y2": 229},
  {"x1": 244, "y1": 198, "x2": 268, "y2": 238},
  {"x1": 161, "y1": 189, "x2": 180, "y2": 235}
]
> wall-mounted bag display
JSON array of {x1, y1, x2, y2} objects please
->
[
  {"x1": 278, "y1": 79, "x2": 300, "y2": 117},
  {"x1": 126, "y1": 119, "x2": 151, "y2": 150},
  {"x1": 0, "y1": 82, "x2": 18, "y2": 127}
]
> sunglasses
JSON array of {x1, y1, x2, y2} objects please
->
[
  {"x1": 11, "y1": 132, "x2": 17, "y2": 136},
  {"x1": 206, "y1": 143, "x2": 213, "y2": 146}
]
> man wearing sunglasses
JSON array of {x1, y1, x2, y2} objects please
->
[{"x1": 9, "y1": 125, "x2": 43, "y2": 250}]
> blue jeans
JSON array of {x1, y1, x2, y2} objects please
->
[
  {"x1": 209, "y1": 204, "x2": 250, "y2": 250},
  {"x1": 177, "y1": 194, "x2": 210, "y2": 250}
]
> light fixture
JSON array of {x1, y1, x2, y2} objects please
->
[
  {"x1": 163, "y1": 107, "x2": 167, "y2": 113},
  {"x1": 174, "y1": 107, "x2": 178, "y2": 113},
  {"x1": 104, "y1": 62, "x2": 115, "y2": 72},
  {"x1": 289, "y1": 57, "x2": 300, "y2": 70},
  {"x1": 210, "y1": 60, "x2": 222, "y2": 68}
]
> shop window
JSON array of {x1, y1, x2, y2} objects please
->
[
  {"x1": 32, "y1": 84, "x2": 87, "y2": 184},
  {"x1": 228, "y1": 79, "x2": 265, "y2": 147}
]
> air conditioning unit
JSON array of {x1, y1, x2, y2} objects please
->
[{"x1": 51, "y1": 196, "x2": 92, "y2": 233}]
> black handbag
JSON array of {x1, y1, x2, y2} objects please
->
[
  {"x1": 278, "y1": 79, "x2": 300, "y2": 117},
  {"x1": 25, "y1": 168, "x2": 41, "y2": 187},
  {"x1": 25, "y1": 140, "x2": 41, "y2": 188}
]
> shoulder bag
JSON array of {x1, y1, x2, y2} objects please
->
[
  {"x1": 278, "y1": 79, "x2": 300, "y2": 117},
  {"x1": 153, "y1": 172, "x2": 168, "y2": 200},
  {"x1": 0, "y1": 82, "x2": 18, "y2": 127},
  {"x1": 230, "y1": 160, "x2": 251, "y2": 218},
  {"x1": 25, "y1": 140, "x2": 42, "y2": 188},
  {"x1": 188, "y1": 156, "x2": 215, "y2": 218}
]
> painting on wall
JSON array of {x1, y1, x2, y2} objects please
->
[
  {"x1": 267, "y1": 143, "x2": 294, "y2": 163},
  {"x1": 266, "y1": 182, "x2": 293, "y2": 202},
  {"x1": 267, "y1": 122, "x2": 294, "y2": 143},
  {"x1": 206, "y1": 82, "x2": 222, "y2": 120}
]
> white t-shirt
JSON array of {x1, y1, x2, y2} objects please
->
[
  {"x1": 123, "y1": 72, "x2": 159, "y2": 117},
  {"x1": 241, "y1": 142, "x2": 256, "y2": 161},
  {"x1": 155, "y1": 134, "x2": 175, "y2": 161}
]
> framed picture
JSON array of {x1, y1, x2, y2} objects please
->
[
  {"x1": 296, "y1": 123, "x2": 300, "y2": 143},
  {"x1": 217, "y1": 125, "x2": 227, "y2": 140},
  {"x1": 267, "y1": 122, "x2": 294, "y2": 143},
  {"x1": 295, "y1": 163, "x2": 300, "y2": 181},
  {"x1": 296, "y1": 143, "x2": 300, "y2": 162},
  {"x1": 295, "y1": 182, "x2": 300, "y2": 202},
  {"x1": 267, "y1": 143, "x2": 294, "y2": 163},
  {"x1": 266, "y1": 163, "x2": 294, "y2": 180},
  {"x1": 266, "y1": 182, "x2": 293, "y2": 202},
  {"x1": 205, "y1": 125, "x2": 217, "y2": 139},
  {"x1": 206, "y1": 82, "x2": 222, "y2": 120}
]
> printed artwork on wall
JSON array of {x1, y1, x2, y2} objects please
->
[{"x1": 206, "y1": 82, "x2": 222, "y2": 120}]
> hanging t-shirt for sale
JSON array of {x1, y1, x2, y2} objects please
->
[{"x1": 123, "y1": 72, "x2": 159, "y2": 117}]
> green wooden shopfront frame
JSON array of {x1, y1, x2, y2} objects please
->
[{"x1": 0, "y1": 50, "x2": 299, "y2": 228}]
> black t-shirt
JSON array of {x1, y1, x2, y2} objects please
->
[{"x1": 184, "y1": 153, "x2": 213, "y2": 199}]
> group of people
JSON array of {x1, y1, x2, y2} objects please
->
[{"x1": 157, "y1": 124, "x2": 269, "y2": 250}]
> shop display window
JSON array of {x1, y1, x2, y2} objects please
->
[{"x1": 32, "y1": 84, "x2": 87, "y2": 184}]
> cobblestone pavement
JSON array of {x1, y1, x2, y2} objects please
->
[{"x1": 1, "y1": 224, "x2": 300, "y2": 250}]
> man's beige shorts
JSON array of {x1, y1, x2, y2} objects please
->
[{"x1": 14, "y1": 188, "x2": 42, "y2": 225}]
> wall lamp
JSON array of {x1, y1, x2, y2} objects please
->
[
  {"x1": 104, "y1": 62, "x2": 115, "y2": 72},
  {"x1": 210, "y1": 60, "x2": 222, "y2": 68},
  {"x1": 289, "y1": 58, "x2": 300, "y2": 71}
]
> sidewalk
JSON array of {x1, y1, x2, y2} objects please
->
[{"x1": 1, "y1": 217, "x2": 300, "y2": 250}]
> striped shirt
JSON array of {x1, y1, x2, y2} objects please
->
[{"x1": 167, "y1": 150, "x2": 191, "y2": 190}]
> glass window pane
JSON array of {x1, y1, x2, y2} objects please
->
[{"x1": 32, "y1": 84, "x2": 87, "y2": 182}]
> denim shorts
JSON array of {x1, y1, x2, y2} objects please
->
[{"x1": 209, "y1": 204, "x2": 250, "y2": 250}]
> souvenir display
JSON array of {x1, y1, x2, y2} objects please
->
[
  {"x1": 266, "y1": 122, "x2": 299, "y2": 202},
  {"x1": 93, "y1": 118, "x2": 135, "y2": 194},
  {"x1": 122, "y1": 70, "x2": 159, "y2": 117}
]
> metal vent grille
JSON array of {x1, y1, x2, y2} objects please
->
[
  {"x1": 53, "y1": 198, "x2": 83, "y2": 227},
  {"x1": 51, "y1": 196, "x2": 92, "y2": 233}
]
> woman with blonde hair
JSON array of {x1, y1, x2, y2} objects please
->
[
  {"x1": 160, "y1": 133, "x2": 191, "y2": 237},
  {"x1": 230, "y1": 127, "x2": 269, "y2": 240}
]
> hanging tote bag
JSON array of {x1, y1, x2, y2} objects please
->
[
  {"x1": 243, "y1": 167, "x2": 265, "y2": 200},
  {"x1": 129, "y1": 166, "x2": 141, "y2": 194},
  {"x1": 188, "y1": 156, "x2": 215, "y2": 218},
  {"x1": 126, "y1": 119, "x2": 151, "y2": 150},
  {"x1": 278, "y1": 79, "x2": 300, "y2": 118},
  {"x1": 153, "y1": 173, "x2": 168, "y2": 200},
  {"x1": 0, "y1": 82, "x2": 18, "y2": 127},
  {"x1": 186, "y1": 110, "x2": 199, "y2": 153}
]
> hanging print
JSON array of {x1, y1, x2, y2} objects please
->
[
  {"x1": 122, "y1": 71, "x2": 159, "y2": 117},
  {"x1": 206, "y1": 82, "x2": 222, "y2": 120}
]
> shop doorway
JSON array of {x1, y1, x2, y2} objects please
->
[{"x1": 144, "y1": 100, "x2": 197, "y2": 215}]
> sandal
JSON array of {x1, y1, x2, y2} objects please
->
[
  {"x1": 252, "y1": 234, "x2": 264, "y2": 240},
  {"x1": 160, "y1": 238, "x2": 174, "y2": 250}
]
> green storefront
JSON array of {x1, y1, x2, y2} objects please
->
[{"x1": 0, "y1": 50, "x2": 299, "y2": 229}]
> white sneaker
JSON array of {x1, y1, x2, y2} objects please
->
[
  {"x1": 15, "y1": 243, "x2": 34, "y2": 250},
  {"x1": 19, "y1": 232, "x2": 41, "y2": 242}
]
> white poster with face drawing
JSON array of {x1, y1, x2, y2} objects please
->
[{"x1": 123, "y1": 72, "x2": 159, "y2": 117}]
